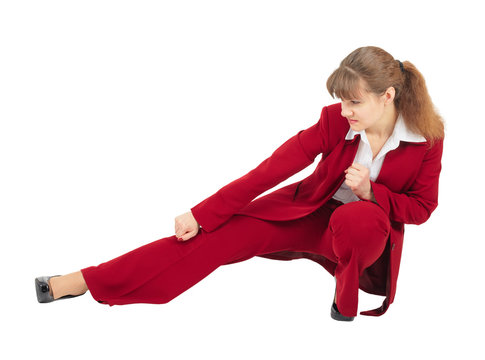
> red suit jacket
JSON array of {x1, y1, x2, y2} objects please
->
[{"x1": 191, "y1": 102, "x2": 444, "y2": 316}]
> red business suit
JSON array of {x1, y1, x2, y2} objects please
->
[{"x1": 82, "y1": 103, "x2": 443, "y2": 317}]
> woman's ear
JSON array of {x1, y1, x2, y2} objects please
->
[{"x1": 383, "y1": 86, "x2": 396, "y2": 104}]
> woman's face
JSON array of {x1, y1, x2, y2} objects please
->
[{"x1": 340, "y1": 83, "x2": 394, "y2": 133}]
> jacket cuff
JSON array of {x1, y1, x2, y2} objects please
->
[{"x1": 190, "y1": 192, "x2": 229, "y2": 233}]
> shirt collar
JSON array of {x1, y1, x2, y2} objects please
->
[{"x1": 345, "y1": 113, "x2": 427, "y2": 143}]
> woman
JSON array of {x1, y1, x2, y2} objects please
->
[{"x1": 35, "y1": 46, "x2": 444, "y2": 321}]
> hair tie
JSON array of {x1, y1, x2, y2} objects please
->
[{"x1": 396, "y1": 59, "x2": 405, "y2": 73}]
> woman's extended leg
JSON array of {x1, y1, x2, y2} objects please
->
[
  {"x1": 74, "y1": 205, "x2": 333, "y2": 306},
  {"x1": 42, "y1": 200, "x2": 391, "y2": 317}
]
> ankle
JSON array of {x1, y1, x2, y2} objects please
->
[{"x1": 49, "y1": 272, "x2": 88, "y2": 300}]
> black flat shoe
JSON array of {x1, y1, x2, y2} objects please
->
[
  {"x1": 330, "y1": 302, "x2": 355, "y2": 322},
  {"x1": 35, "y1": 276, "x2": 84, "y2": 303}
]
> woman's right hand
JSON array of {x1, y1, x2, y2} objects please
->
[{"x1": 174, "y1": 211, "x2": 200, "y2": 241}]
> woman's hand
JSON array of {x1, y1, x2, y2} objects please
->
[
  {"x1": 344, "y1": 162, "x2": 375, "y2": 201},
  {"x1": 174, "y1": 211, "x2": 200, "y2": 241}
]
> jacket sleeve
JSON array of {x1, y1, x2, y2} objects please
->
[
  {"x1": 370, "y1": 138, "x2": 444, "y2": 225},
  {"x1": 190, "y1": 106, "x2": 330, "y2": 232}
]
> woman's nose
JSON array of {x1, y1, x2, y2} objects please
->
[{"x1": 341, "y1": 104, "x2": 353, "y2": 118}]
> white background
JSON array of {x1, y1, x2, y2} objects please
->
[{"x1": 1, "y1": 0, "x2": 483, "y2": 359}]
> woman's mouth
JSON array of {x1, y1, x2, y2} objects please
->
[{"x1": 348, "y1": 119, "x2": 358, "y2": 125}]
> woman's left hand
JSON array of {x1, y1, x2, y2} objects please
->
[{"x1": 344, "y1": 162, "x2": 375, "y2": 201}]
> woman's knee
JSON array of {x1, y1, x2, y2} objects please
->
[{"x1": 329, "y1": 201, "x2": 390, "y2": 253}]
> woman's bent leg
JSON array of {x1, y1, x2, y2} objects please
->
[
  {"x1": 81, "y1": 209, "x2": 331, "y2": 306},
  {"x1": 329, "y1": 201, "x2": 390, "y2": 317}
]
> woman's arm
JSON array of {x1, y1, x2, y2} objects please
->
[
  {"x1": 190, "y1": 107, "x2": 330, "y2": 232},
  {"x1": 371, "y1": 138, "x2": 444, "y2": 225}
]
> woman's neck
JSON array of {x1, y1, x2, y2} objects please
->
[{"x1": 366, "y1": 105, "x2": 398, "y2": 139}]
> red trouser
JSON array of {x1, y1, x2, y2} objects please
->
[{"x1": 81, "y1": 200, "x2": 390, "y2": 317}]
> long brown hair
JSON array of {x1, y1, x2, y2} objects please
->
[{"x1": 326, "y1": 46, "x2": 444, "y2": 145}]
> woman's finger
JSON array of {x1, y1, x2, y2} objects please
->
[
  {"x1": 352, "y1": 162, "x2": 366, "y2": 170},
  {"x1": 346, "y1": 167, "x2": 359, "y2": 176},
  {"x1": 180, "y1": 230, "x2": 196, "y2": 242},
  {"x1": 176, "y1": 227, "x2": 186, "y2": 239},
  {"x1": 345, "y1": 172, "x2": 361, "y2": 182}
]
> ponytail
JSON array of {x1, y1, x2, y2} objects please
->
[{"x1": 397, "y1": 61, "x2": 444, "y2": 146}]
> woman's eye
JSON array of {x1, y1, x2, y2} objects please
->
[{"x1": 351, "y1": 101, "x2": 360, "y2": 105}]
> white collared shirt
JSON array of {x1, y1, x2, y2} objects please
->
[{"x1": 332, "y1": 113, "x2": 426, "y2": 204}]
